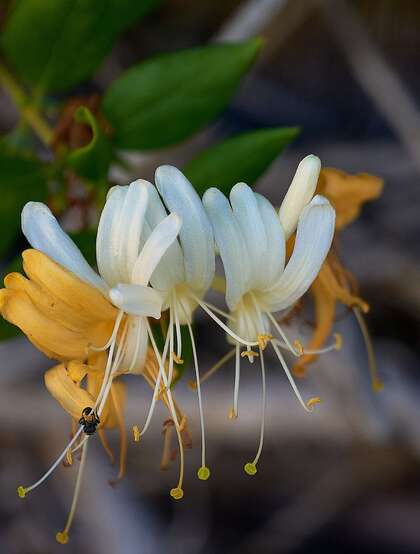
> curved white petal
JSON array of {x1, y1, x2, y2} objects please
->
[
  {"x1": 203, "y1": 187, "x2": 250, "y2": 311},
  {"x1": 266, "y1": 195, "x2": 335, "y2": 311},
  {"x1": 230, "y1": 183, "x2": 268, "y2": 289},
  {"x1": 142, "y1": 181, "x2": 185, "y2": 289},
  {"x1": 21, "y1": 202, "x2": 107, "y2": 293},
  {"x1": 131, "y1": 213, "x2": 182, "y2": 287},
  {"x1": 255, "y1": 193, "x2": 285, "y2": 287},
  {"x1": 96, "y1": 181, "x2": 149, "y2": 286},
  {"x1": 109, "y1": 284, "x2": 163, "y2": 319},
  {"x1": 117, "y1": 180, "x2": 149, "y2": 282},
  {"x1": 279, "y1": 154, "x2": 321, "y2": 239},
  {"x1": 155, "y1": 165, "x2": 215, "y2": 293}
]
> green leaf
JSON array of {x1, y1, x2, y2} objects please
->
[
  {"x1": 2, "y1": 0, "x2": 160, "y2": 92},
  {"x1": 184, "y1": 126, "x2": 299, "y2": 196},
  {"x1": 0, "y1": 146, "x2": 47, "y2": 258},
  {"x1": 0, "y1": 256, "x2": 23, "y2": 341},
  {"x1": 103, "y1": 39, "x2": 262, "y2": 150},
  {"x1": 67, "y1": 107, "x2": 113, "y2": 181}
]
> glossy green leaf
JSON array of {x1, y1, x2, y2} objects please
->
[
  {"x1": 67, "y1": 107, "x2": 113, "y2": 181},
  {"x1": 103, "y1": 39, "x2": 262, "y2": 150},
  {"x1": 184, "y1": 126, "x2": 299, "y2": 196},
  {"x1": 0, "y1": 147, "x2": 47, "y2": 259},
  {"x1": 2, "y1": 0, "x2": 161, "y2": 92}
]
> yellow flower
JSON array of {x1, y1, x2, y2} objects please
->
[
  {"x1": 291, "y1": 168, "x2": 384, "y2": 385},
  {"x1": 1, "y1": 248, "x2": 190, "y2": 544}
]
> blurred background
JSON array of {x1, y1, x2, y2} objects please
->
[{"x1": 1, "y1": 0, "x2": 420, "y2": 552}]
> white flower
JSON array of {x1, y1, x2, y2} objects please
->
[
  {"x1": 20, "y1": 182, "x2": 190, "y2": 499},
  {"x1": 203, "y1": 157, "x2": 335, "y2": 474},
  {"x1": 134, "y1": 165, "x2": 215, "y2": 480}
]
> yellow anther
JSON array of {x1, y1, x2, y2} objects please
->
[
  {"x1": 334, "y1": 333, "x2": 343, "y2": 351},
  {"x1": 17, "y1": 486, "x2": 27, "y2": 499},
  {"x1": 294, "y1": 340, "x2": 304, "y2": 355},
  {"x1": 241, "y1": 350, "x2": 259, "y2": 361},
  {"x1": 56, "y1": 531, "x2": 69, "y2": 544},
  {"x1": 257, "y1": 334, "x2": 272, "y2": 350},
  {"x1": 228, "y1": 407, "x2": 237, "y2": 420},
  {"x1": 170, "y1": 487, "x2": 184, "y2": 500},
  {"x1": 372, "y1": 379, "x2": 384, "y2": 392},
  {"x1": 132, "y1": 425, "x2": 141, "y2": 443},
  {"x1": 306, "y1": 397, "x2": 321, "y2": 410},
  {"x1": 360, "y1": 300, "x2": 370, "y2": 314},
  {"x1": 187, "y1": 379, "x2": 197, "y2": 391},
  {"x1": 244, "y1": 462, "x2": 257, "y2": 476},
  {"x1": 173, "y1": 352, "x2": 184, "y2": 364},
  {"x1": 197, "y1": 466, "x2": 211, "y2": 480}
]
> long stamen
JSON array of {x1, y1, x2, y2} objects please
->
[
  {"x1": 89, "y1": 310, "x2": 124, "y2": 351},
  {"x1": 188, "y1": 349, "x2": 235, "y2": 389},
  {"x1": 244, "y1": 347, "x2": 266, "y2": 476},
  {"x1": 200, "y1": 299, "x2": 235, "y2": 320},
  {"x1": 56, "y1": 439, "x2": 89, "y2": 544},
  {"x1": 173, "y1": 297, "x2": 182, "y2": 360},
  {"x1": 146, "y1": 324, "x2": 185, "y2": 499},
  {"x1": 273, "y1": 334, "x2": 342, "y2": 355},
  {"x1": 230, "y1": 344, "x2": 241, "y2": 420},
  {"x1": 192, "y1": 295, "x2": 258, "y2": 347},
  {"x1": 138, "y1": 322, "x2": 171, "y2": 437},
  {"x1": 267, "y1": 311, "x2": 303, "y2": 356},
  {"x1": 353, "y1": 307, "x2": 383, "y2": 392},
  {"x1": 17, "y1": 428, "x2": 84, "y2": 498},
  {"x1": 186, "y1": 319, "x2": 210, "y2": 480},
  {"x1": 271, "y1": 341, "x2": 320, "y2": 413}
]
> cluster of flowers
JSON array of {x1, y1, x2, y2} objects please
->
[{"x1": 1, "y1": 155, "x2": 381, "y2": 544}]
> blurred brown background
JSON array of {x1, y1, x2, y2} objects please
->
[{"x1": 1, "y1": 1, "x2": 420, "y2": 552}]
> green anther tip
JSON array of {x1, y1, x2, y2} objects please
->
[
  {"x1": 17, "y1": 486, "x2": 26, "y2": 499},
  {"x1": 170, "y1": 487, "x2": 184, "y2": 500},
  {"x1": 197, "y1": 466, "x2": 210, "y2": 480},
  {"x1": 244, "y1": 462, "x2": 257, "y2": 476},
  {"x1": 56, "y1": 531, "x2": 69, "y2": 544}
]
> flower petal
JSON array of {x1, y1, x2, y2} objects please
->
[
  {"x1": 131, "y1": 213, "x2": 182, "y2": 288},
  {"x1": 96, "y1": 181, "x2": 148, "y2": 287},
  {"x1": 21, "y1": 202, "x2": 106, "y2": 293},
  {"x1": 109, "y1": 283, "x2": 163, "y2": 319},
  {"x1": 266, "y1": 195, "x2": 335, "y2": 311},
  {"x1": 155, "y1": 165, "x2": 215, "y2": 293},
  {"x1": 278, "y1": 155, "x2": 320, "y2": 238},
  {"x1": 45, "y1": 364, "x2": 95, "y2": 421},
  {"x1": 203, "y1": 187, "x2": 250, "y2": 310},
  {"x1": 0, "y1": 288, "x2": 88, "y2": 360},
  {"x1": 230, "y1": 183, "x2": 268, "y2": 289},
  {"x1": 255, "y1": 192, "x2": 286, "y2": 287},
  {"x1": 119, "y1": 316, "x2": 149, "y2": 375}
]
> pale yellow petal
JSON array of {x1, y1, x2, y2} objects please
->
[
  {"x1": 0, "y1": 289, "x2": 88, "y2": 360},
  {"x1": 44, "y1": 364, "x2": 95, "y2": 420}
]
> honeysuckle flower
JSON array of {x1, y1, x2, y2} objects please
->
[
  {"x1": 292, "y1": 168, "x2": 384, "y2": 387},
  {"x1": 203, "y1": 155, "x2": 336, "y2": 475},
  {"x1": 0, "y1": 180, "x2": 190, "y2": 543},
  {"x1": 133, "y1": 166, "x2": 215, "y2": 483}
]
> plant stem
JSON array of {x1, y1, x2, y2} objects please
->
[{"x1": 0, "y1": 63, "x2": 53, "y2": 145}]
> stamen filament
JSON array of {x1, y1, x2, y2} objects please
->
[
  {"x1": 186, "y1": 319, "x2": 210, "y2": 479},
  {"x1": 89, "y1": 310, "x2": 124, "y2": 351},
  {"x1": 271, "y1": 341, "x2": 317, "y2": 413},
  {"x1": 245, "y1": 347, "x2": 266, "y2": 475},
  {"x1": 56, "y1": 439, "x2": 89, "y2": 544},
  {"x1": 19, "y1": 427, "x2": 83, "y2": 497},
  {"x1": 193, "y1": 296, "x2": 258, "y2": 347},
  {"x1": 353, "y1": 307, "x2": 383, "y2": 392},
  {"x1": 231, "y1": 344, "x2": 241, "y2": 419},
  {"x1": 267, "y1": 311, "x2": 302, "y2": 357}
]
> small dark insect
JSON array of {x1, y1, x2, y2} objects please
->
[{"x1": 79, "y1": 407, "x2": 100, "y2": 435}]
